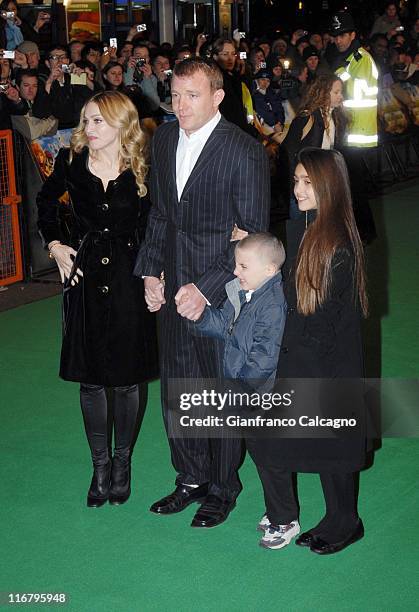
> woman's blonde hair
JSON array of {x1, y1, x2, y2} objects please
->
[{"x1": 70, "y1": 90, "x2": 148, "y2": 197}]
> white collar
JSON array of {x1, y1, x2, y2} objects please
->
[{"x1": 179, "y1": 111, "x2": 221, "y2": 144}]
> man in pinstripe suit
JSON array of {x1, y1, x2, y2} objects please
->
[{"x1": 135, "y1": 58, "x2": 270, "y2": 528}]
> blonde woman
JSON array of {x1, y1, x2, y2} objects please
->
[{"x1": 37, "y1": 90, "x2": 158, "y2": 508}]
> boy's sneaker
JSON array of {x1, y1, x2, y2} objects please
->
[
  {"x1": 259, "y1": 521, "x2": 300, "y2": 550},
  {"x1": 257, "y1": 513, "x2": 270, "y2": 532}
]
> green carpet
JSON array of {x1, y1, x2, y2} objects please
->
[{"x1": 1, "y1": 184, "x2": 418, "y2": 611}]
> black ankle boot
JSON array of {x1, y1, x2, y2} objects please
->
[
  {"x1": 109, "y1": 452, "x2": 131, "y2": 505},
  {"x1": 87, "y1": 460, "x2": 111, "y2": 508}
]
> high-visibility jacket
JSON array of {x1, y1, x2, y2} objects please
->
[{"x1": 335, "y1": 47, "x2": 378, "y2": 147}]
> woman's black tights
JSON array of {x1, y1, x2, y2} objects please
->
[{"x1": 80, "y1": 383, "x2": 140, "y2": 466}]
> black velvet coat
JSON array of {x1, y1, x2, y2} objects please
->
[{"x1": 37, "y1": 147, "x2": 158, "y2": 386}]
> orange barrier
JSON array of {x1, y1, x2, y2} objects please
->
[{"x1": 0, "y1": 130, "x2": 23, "y2": 286}]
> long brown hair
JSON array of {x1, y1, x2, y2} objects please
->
[
  {"x1": 295, "y1": 148, "x2": 368, "y2": 317},
  {"x1": 299, "y1": 74, "x2": 346, "y2": 136}
]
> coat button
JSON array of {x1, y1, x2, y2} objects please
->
[
  {"x1": 102, "y1": 203, "x2": 109, "y2": 211},
  {"x1": 281, "y1": 346, "x2": 288, "y2": 353},
  {"x1": 101, "y1": 257, "x2": 110, "y2": 265},
  {"x1": 99, "y1": 285, "x2": 109, "y2": 294}
]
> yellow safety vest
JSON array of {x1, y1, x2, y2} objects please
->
[
  {"x1": 336, "y1": 47, "x2": 378, "y2": 147},
  {"x1": 242, "y1": 82, "x2": 255, "y2": 124}
]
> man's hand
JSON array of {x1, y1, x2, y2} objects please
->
[
  {"x1": 13, "y1": 50, "x2": 27, "y2": 68},
  {"x1": 5, "y1": 85, "x2": 20, "y2": 103},
  {"x1": 144, "y1": 276, "x2": 165, "y2": 312},
  {"x1": 175, "y1": 284, "x2": 206, "y2": 320},
  {"x1": 139, "y1": 62, "x2": 153, "y2": 78},
  {"x1": 34, "y1": 11, "x2": 50, "y2": 33}
]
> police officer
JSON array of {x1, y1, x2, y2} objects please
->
[{"x1": 329, "y1": 12, "x2": 378, "y2": 244}]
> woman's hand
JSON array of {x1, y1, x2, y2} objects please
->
[
  {"x1": 230, "y1": 224, "x2": 249, "y2": 242},
  {"x1": 49, "y1": 243, "x2": 83, "y2": 285}
]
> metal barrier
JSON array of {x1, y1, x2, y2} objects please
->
[{"x1": 0, "y1": 130, "x2": 23, "y2": 286}]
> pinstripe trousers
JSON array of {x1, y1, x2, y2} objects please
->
[{"x1": 159, "y1": 284, "x2": 243, "y2": 501}]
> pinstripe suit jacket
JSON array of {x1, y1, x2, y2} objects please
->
[{"x1": 134, "y1": 116, "x2": 270, "y2": 308}]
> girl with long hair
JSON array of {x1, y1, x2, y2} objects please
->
[
  {"x1": 244, "y1": 148, "x2": 368, "y2": 553},
  {"x1": 37, "y1": 90, "x2": 158, "y2": 508}
]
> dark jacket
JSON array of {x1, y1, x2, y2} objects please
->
[
  {"x1": 48, "y1": 74, "x2": 77, "y2": 129},
  {"x1": 36, "y1": 147, "x2": 158, "y2": 386},
  {"x1": 218, "y1": 68, "x2": 258, "y2": 137},
  {"x1": 252, "y1": 85, "x2": 285, "y2": 128},
  {"x1": 134, "y1": 116, "x2": 270, "y2": 308},
  {"x1": 271, "y1": 218, "x2": 366, "y2": 472},
  {"x1": 5, "y1": 88, "x2": 52, "y2": 119},
  {"x1": 194, "y1": 274, "x2": 287, "y2": 388}
]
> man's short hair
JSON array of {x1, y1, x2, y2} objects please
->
[
  {"x1": 46, "y1": 44, "x2": 69, "y2": 59},
  {"x1": 235, "y1": 232, "x2": 286, "y2": 270},
  {"x1": 173, "y1": 57, "x2": 223, "y2": 91},
  {"x1": 16, "y1": 69, "x2": 38, "y2": 87}
]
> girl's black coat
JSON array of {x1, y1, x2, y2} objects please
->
[
  {"x1": 270, "y1": 217, "x2": 366, "y2": 473},
  {"x1": 37, "y1": 147, "x2": 158, "y2": 386}
]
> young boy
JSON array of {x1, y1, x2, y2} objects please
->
[{"x1": 185, "y1": 232, "x2": 300, "y2": 549}]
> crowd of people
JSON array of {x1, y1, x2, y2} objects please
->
[
  {"x1": 1, "y1": 2, "x2": 419, "y2": 138},
  {"x1": 3, "y1": 3, "x2": 418, "y2": 557}
]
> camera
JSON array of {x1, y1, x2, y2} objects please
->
[
  {"x1": 0, "y1": 83, "x2": 8, "y2": 92},
  {"x1": 259, "y1": 62, "x2": 267, "y2": 69},
  {"x1": 61, "y1": 64, "x2": 71, "y2": 73},
  {"x1": 239, "y1": 52, "x2": 247, "y2": 60},
  {"x1": 163, "y1": 69, "x2": 173, "y2": 77},
  {"x1": 109, "y1": 38, "x2": 117, "y2": 49},
  {"x1": 395, "y1": 26, "x2": 404, "y2": 32},
  {"x1": 1, "y1": 50, "x2": 15, "y2": 59},
  {"x1": 239, "y1": 31, "x2": 246, "y2": 39},
  {"x1": 136, "y1": 58, "x2": 146, "y2": 67},
  {"x1": 2, "y1": 11, "x2": 15, "y2": 18},
  {"x1": 137, "y1": 24, "x2": 147, "y2": 32}
]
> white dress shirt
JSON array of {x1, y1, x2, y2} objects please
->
[{"x1": 176, "y1": 111, "x2": 221, "y2": 200}]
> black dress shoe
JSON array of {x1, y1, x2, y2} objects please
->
[
  {"x1": 191, "y1": 494, "x2": 236, "y2": 528},
  {"x1": 295, "y1": 531, "x2": 315, "y2": 547},
  {"x1": 310, "y1": 520, "x2": 364, "y2": 555},
  {"x1": 109, "y1": 457, "x2": 131, "y2": 506},
  {"x1": 87, "y1": 461, "x2": 111, "y2": 508},
  {"x1": 150, "y1": 483, "x2": 209, "y2": 514}
]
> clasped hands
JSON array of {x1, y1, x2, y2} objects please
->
[
  {"x1": 144, "y1": 277, "x2": 205, "y2": 321},
  {"x1": 144, "y1": 224, "x2": 249, "y2": 319}
]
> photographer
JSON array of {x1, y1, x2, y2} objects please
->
[
  {"x1": 3, "y1": 68, "x2": 52, "y2": 122},
  {"x1": 44, "y1": 44, "x2": 75, "y2": 128},
  {"x1": 124, "y1": 43, "x2": 159, "y2": 111},
  {"x1": 71, "y1": 59, "x2": 103, "y2": 124},
  {"x1": 102, "y1": 60, "x2": 155, "y2": 118},
  {"x1": 0, "y1": 0, "x2": 50, "y2": 49},
  {"x1": 212, "y1": 37, "x2": 256, "y2": 135},
  {"x1": 151, "y1": 52, "x2": 172, "y2": 103}
]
